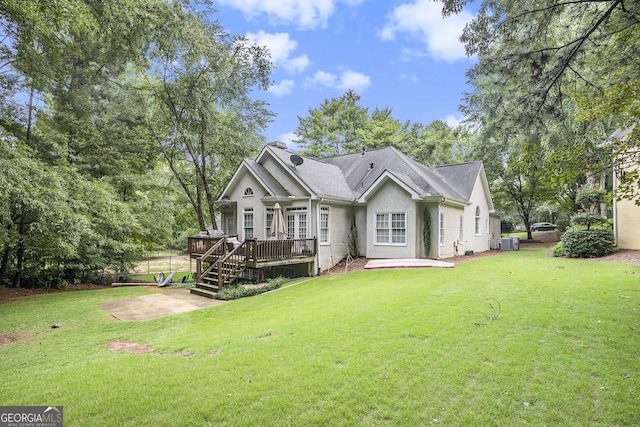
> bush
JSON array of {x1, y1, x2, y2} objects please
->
[
  {"x1": 216, "y1": 276, "x2": 288, "y2": 300},
  {"x1": 560, "y1": 229, "x2": 616, "y2": 258},
  {"x1": 555, "y1": 217, "x2": 570, "y2": 232},
  {"x1": 552, "y1": 242, "x2": 564, "y2": 257},
  {"x1": 501, "y1": 219, "x2": 515, "y2": 234}
]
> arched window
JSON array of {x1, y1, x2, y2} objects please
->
[
  {"x1": 243, "y1": 187, "x2": 254, "y2": 197},
  {"x1": 475, "y1": 206, "x2": 481, "y2": 235}
]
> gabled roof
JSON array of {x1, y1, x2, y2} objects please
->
[
  {"x1": 261, "y1": 144, "x2": 353, "y2": 200},
  {"x1": 219, "y1": 144, "x2": 489, "y2": 205},
  {"x1": 321, "y1": 146, "x2": 469, "y2": 202}
]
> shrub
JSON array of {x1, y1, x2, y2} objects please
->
[
  {"x1": 555, "y1": 217, "x2": 570, "y2": 232},
  {"x1": 216, "y1": 276, "x2": 288, "y2": 300},
  {"x1": 571, "y1": 213, "x2": 607, "y2": 231},
  {"x1": 501, "y1": 219, "x2": 515, "y2": 234},
  {"x1": 561, "y1": 229, "x2": 616, "y2": 258},
  {"x1": 552, "y1": 242, "x2": 564, "y2": 257}
]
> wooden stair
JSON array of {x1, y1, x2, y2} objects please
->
[{"x1": 190, "y1": 260, "x2": 245, "y2": 299}]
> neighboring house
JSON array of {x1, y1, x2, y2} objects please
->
[
  {"x1": 611, "y1": 127, "x2": 640, "y2": 249},
  {"x1": 215, "y1": 142, "x2": 501, "y2": 272}
]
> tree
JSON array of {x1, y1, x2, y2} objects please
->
[
  {"x1": 0, "y1": 0, "x2": 194, "y2": 286},
  {"x1": 140, "y1": 8, "x2": 273, "y2": 231},
  {"x1": 295, "y1": 90, "x2": 370, "y2": 157},
  {"x1": 474, "y1": 134, "x2": 555, "y2": 240},
  {"x1": 441, "y1": 0, "x2": 639, "y2": 198}
]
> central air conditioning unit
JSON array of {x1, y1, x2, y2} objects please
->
[
  {"x1": 500, "y1": 237, "x2": 514, "y2": 251},
  {"x1": 510, "y1": 236, "x2": 520, "y2": 250}
]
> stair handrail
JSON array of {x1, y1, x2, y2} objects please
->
[
  {"x1": 196, "y1": 237, "x2": 227, "y2": 283},
  {"x1": 216, "y1": 240, "x2": 249, "y2": 287}
]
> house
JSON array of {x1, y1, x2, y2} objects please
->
[
  {"x1": 611, "y1": 127, "x2": 640, "y2": 249},
  {"x1": 212, "y1": 142, "x2": 500, "y2": 274}
]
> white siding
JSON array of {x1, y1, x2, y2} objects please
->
[{"x1": 365, "y1": 180, "x2": 417, "y2": 259}]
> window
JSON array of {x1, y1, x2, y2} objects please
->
[
  {"x1": 243, "y1": 187, "x2": 254, "y2": 197},
  {"x1": 319, "y1": 206, "x2": 330, "y2": 244},
  {"x1": 286, "y1": 207, "x2": 307, "y2": 239},
  {"x1": 375, "y1": 212, "x2": 406, "y2": 245},
  {"x1": 475, "y1": 206, "x2": 481, "y2": 235},
  {"x1": 265, "y1": 207, "x2": 274, "y2": 238},
  {"x1": 243, "y1": 208, "x2": 254, "y2": 238},
  {"x1": 225, "y1": 216, "x2": 235, "y2": 236},
  {"x1": 391, "y1": 213, "x2": 406, "y2": 244},
  {"x1": 459, "y1": 215, "x2": 464, "y2": 242},
  {"x1": 439, "y1": 212, "x2": 445, "y2": 246}
]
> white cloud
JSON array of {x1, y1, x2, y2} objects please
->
[
  {"x1": 217, "y1": 0, "x2": 364, "y2": 29},
  {"x1": 268, "y1": 79, "x2": 295, "y2": 97},
  {"x1": 276, "y1": 132, "x2": 303, "y2": 151},
  {"x1": 246, "y1": 31, "x2": 310, "y2": 74},
  {"x1": 305, "y1": 70, "x2": 371, "y2": 92},
  {"x1": 338, "y1": 70, "x2": 371, "y2": 92},
  {"x1": 380, "y1": 0, "x2": 474, "y2": 62},
  {"x1": 305, "y1": 70, "x2": 337, "y2": 88},
  {"x1": 444, "y1": 114, "x2": 463, "y2": 128},
  {"x1": 285, "y1": 54, "x2": 310, "y2": 73}
]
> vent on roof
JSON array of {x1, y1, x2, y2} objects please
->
[{"x1": 290, "y1": 154, "x2": 304, "y2": 167}]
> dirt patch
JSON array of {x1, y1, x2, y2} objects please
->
[
  {"x1": 0, "y1": 333, "x2": 28, "y2": 346},
  {"x1": 106, "y1": 340, "x2": 155, "y2": 355},
  {"x1": 106, "y1": 340, "x2": 197, "y2": 358}
]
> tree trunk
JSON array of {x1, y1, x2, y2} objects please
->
[
  {"x1": 0, "y1": 246, "x2": 10, "y2": 286},
  {"x1": 599, "y1": 171, "x2": 608, "y2": 217},
  {"x1": 13, "y1": 218, "x2": 25, "y2": 288}
]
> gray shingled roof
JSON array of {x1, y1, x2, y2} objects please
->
[
  {"x1": 321, "y1": 147, "x2": 471, "y2": 201},
  {"x1": 434, "y1": 161, "x2": 483, "y2": 201},
  {"x1": 260, "y1": 145, "x2": 481, "y2": 203},
  {"x1": 245, "y1": 160, "x2": 289, "y2": 197},
  {"x1": 265, "y1": 145, "x2": 354, "y2": 200}
]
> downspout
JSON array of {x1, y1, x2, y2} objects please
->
[
  {"x1": 315, "y1": 197, "x2": 323, "y2": 275},
  {"x1": 612, "y1": 165, "x2": 618, "y2": 246}
]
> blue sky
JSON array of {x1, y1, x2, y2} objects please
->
[{"x1": 212, "y1": 0, "x2": 477, "y2": 147}]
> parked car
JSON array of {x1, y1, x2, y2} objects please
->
[{"x1": 532, "y1": 222, "x2": 557, "y2": 231}]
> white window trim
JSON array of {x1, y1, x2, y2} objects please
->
[
  {"x1": 475, "y1": 206, "x2": 481, "y2": 236},
  {"x1": 286, "y1": 207, "x2": 308, "y2": 239},
  {"x1": 243, "y1": 208, "x2": 254, "y2": 239},
  {"x1": 374, "y1": 211, "x2": 407, "y2": 246},
  {"x1": 319, "y1": 206, "x2": 330, "y2": 245},
  {"x1": 265, "y1": 207, "x2": 274, "y2": 239}
]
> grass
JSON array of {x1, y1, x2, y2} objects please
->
[{"x1": 1, "y1": 244, "x2": 639, "y2": 426}]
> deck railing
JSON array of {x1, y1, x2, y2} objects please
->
[
  {"x1": 192, "y1": 236, "x2": 317, "y2": 284},
  {"x1": 188, "y1": 234, "x2": 238, "y2": 255},
  {"x1": 248, "y1": 238, "x2": 316, "y2": 261}
]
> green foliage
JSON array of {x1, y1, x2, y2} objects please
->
[
  {"x1": 139, "y1": 10, "x2": 273, "y2": 230},
  {"x1": 560, "y1": 229, "x2": 616, "y2": 258},
  {"x1": 500, "y1": 219, "x2": 515, "y2": 234},
  {"x1": 0, "y1": 1, "x2": 270, "y2": 287},
  {"x1": 423, "y1": 208, "x2": 432, "y2": 257},
  {"x1": 294, "y1": 90, "x2": 465, "y2": 165},
  {"x1": 215, "y1": 276, "x2": 288, "y2": 300},
  {"x1": 571, "y1": 213, "x2": 607, "y2": 231},
  {"x1": 552, "y1": 242, "x2": 564, "y2": 257}
]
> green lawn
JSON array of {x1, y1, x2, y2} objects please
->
[{"x1": 1, "y1": 245, "x2": 639, "y2": 426}]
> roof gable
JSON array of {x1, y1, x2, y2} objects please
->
[{"x1": 220, "y1": 143, "x2": 491, "y2": 205}]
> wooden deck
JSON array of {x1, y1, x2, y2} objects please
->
[{"x1": 188, "y1": 235, "x2": 317, "y2": 296}]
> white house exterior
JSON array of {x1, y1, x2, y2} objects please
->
[{"x1": 215, "y1": 142, "x2": 501, "y2": 272}]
